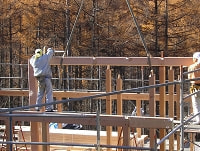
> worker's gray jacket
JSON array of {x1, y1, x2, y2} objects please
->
[{"x1": 30, "y1": 48, "x2": 54, "y2": 78}]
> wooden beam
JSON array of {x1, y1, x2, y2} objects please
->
[
  {"x1": 136, "y1": 99, "x2": 141, "y2": 138},
  {"x1": 18, "y1": 128, "x2": 128, "y2": 146},
  {"x1": 122, "y1": 119, "x2": 130, "y2": 151},
  {"x1": 117, "y1": 75, "x2": 122, "y2": 115},
  {"x1": 30, "y1": 122, "x2": 42, "y2": 151},
  {"x1": 56, "y1": 96, "x2": 63, "y2": 129},
  {"x1": 0, "y1": 90, "x2": 29, "y2": 96},
  {"x1": 149, "y1": 71, "x2": 156, "y2": 148},
  {"x1": 28, "y1": 60, "x2": 41, "y2": 151},
  {"x1": 116, "y1": 74, "x2": 123, "y2": 149},
  {"x1": 128, "y1": 116, "x2": 173, "y2": 129},
  {"x1": 0, "y1": 90, "x2": 181, "y2": 101},
  {"x1": 50, "y1": 57, "x2": 193, "y2": 66},
  {"x1": 159, "y1": 52, "x2": 166, "y2": 151},
  {"x1": 4, "y1": 120, "x2": 11, "y2": 150},
  {"x1": 169, "y1": 67, "x2": 175, "y2": 151},
  {"x1": 28, "y1": 61, "x2": 37, "y2": 108},
  {"x1": 106, "y1": 66, "x2": 112, "y2": 149},
  {"x1": 42, "y1": 122, "x2": 49, "y2": 151}
]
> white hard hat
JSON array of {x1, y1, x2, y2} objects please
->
[{"x1": 193, "y1": 52, "x2": 200, "y2": 60}]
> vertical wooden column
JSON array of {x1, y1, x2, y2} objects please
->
[
  {"x1": 168, "y1": 67, "x2": 174, "y2": 151},
  {"x1": 41, "y1": 96, "x2": 49, "y2": 151},
  {"x1": 57, "y1": 97, "x2": 62, "y2": 112},
  {"x1": 149, "y1": 70, "x2": 156, "y2": 148},
  {"x1": 28, "y1": 60, "x2": 42, "y2": 151},
  {"x1": 122, "y1": 119, "x2": 130, "y2": 151},
  {"x1": 106, "y1": 65, "x2": 112, "y2": 150},
  {"x1": 190, "y1": 133, "x2": 195, "y2": 151},
  {"x1": 159, "y1": 52, "x2": 166, "y2": 151},
  {"x1": 137, "y1": 66, "x2": 143, "y2": 139},
  {"x1": 57, "y1": 97, "x2": 63, "y2": 129},
  {"x1": 116, "y1": 74, "x2": 123, "y2": 149},
  {"x1": 136, "y1": 99, "x2": 141, "y2": 138},
  {"x1": 42, "y1": 123, "x2": 50, "y2": 151},
  {"x1": 176, "y1": 75, "x2": 181, "y2": 151},
  {"x1": 28, "y1": 60, "x2": 37, "y2": 109},
  {"x1": 4, "y1": 119, "x2": 11, "y2": 150}
]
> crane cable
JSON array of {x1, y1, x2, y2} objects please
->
[
  {"x1": 126, "y1": 0, "x2": 152, "y2": 72},
  {"x1": 59, "y1": 0, "x2": 84, "y2": 89},
  {"x1": 63, "y1": 0, "x2": 84, "y2": 58}
]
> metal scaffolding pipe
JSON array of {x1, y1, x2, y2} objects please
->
[
  {"x1": 180, "y1": 66, "x2": 184, "y2": 150},
  {"x1": 0, "y1": 141, "x2": 153, "y2": 150},
  {"x1": 157, "y1": 109, "x2": 200, "y2": 146}
]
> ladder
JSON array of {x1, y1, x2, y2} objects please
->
[{"x1": 0, "y1": 122, "x2": 28, "y2": 151}]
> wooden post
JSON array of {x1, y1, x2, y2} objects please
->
[
  {"x1": 136, "y1": 99, "x2": 141, "y2": 138},
  {"x1": 42, "y1": 96, "x2": 49, "y2": 151},
  {"x1": 4, "y1": 119, "x2": 11, "y2": 150},
  {"x1": 106, "y1": 65, "x2": 112, "y2": 150},
  {"x1": 42, "y1": 122, "x2": 50, "y2": 151},
  {"x1": 57, "y1": 97, "x2": 62, "y2": 112},
  {"x1": 116, "y1": 74, "x2": 123, "y2": 149},
  {"x1": 28, "y1": 60, "x2": 37, "y2": 110},
  {"x1": 190, "y1": 133, "x2": 195, "y2": 151},
  {"x1": 122, "y1": 119, "x2": 130, "y2": 151},
  {"x1": 57, "y1": 97, "x2": 63, "y2": 129},
  {"x1": 149, "y1": 70, "x2": 156, "y2": 148},
  {"x1": 28, "y1": 60, "x2": 42, "y2": 151},
  {"x1": 169, "y1": 67, "x2": 174, "y2": 151},
  {"x1": 159, "y1": 52, "x2": 166, "y2": 151}
]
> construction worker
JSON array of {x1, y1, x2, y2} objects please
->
[
  {"x1": 188, "y1": 52, "x2": 200, "y2": 124},
  {"x1": 30, "y1": 47, "x2": 54, "y2": 112}
]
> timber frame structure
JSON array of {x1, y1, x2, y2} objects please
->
[{"x1": 0, "y1": 55, "x2": 198, "y2": 151}]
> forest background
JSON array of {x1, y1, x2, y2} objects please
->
[{"x1": 0, "y1": 0, "x2": 199, "y2": 115}]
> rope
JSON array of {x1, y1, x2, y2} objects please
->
[
  {"x1": 59, "y1": 0, "x2": 84, "y2": 89},
  {"x1": 63, "y1": 0, "x2": 84, "y2": 57},
  {"x1": 126, "y1": 0, "x2": 152, "y2": 72}
]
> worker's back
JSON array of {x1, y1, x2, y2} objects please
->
[{"x1": 30, "y1": 48, "x2": 54, "y2": 78}]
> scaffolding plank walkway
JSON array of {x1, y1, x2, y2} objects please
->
[{"x1": 0, "y1": 111, "x2": 173, "y2": 129}]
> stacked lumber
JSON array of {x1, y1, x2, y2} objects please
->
[{"x1": 18, "y1": 126, "x2": 148, "y2": 150}]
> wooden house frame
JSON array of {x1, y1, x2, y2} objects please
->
[{"x1": 0, "y1": 55, "x2": 196, "y2": 151}]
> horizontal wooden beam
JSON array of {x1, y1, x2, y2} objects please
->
[
  {"x1": 129, "y1": 116, "x2": 173, "y2": 129},
  {"x1": 51, "y1": 57, "x2": 193, "y2": 66},
  {"x1": 0, "y1": 90, "x2": 29, "y2": 96},
  {"x1": 0, "y1": 90, "x2": 191, "y2": 102},
  {"x1": 0, "y1": 111, "x2": 173, "y2": 129}
]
